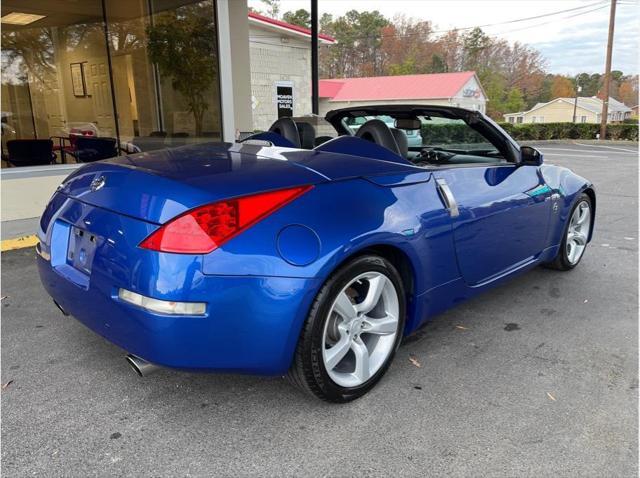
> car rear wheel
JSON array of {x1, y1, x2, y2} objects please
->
[
  {"x1": 287, "y1": 255, "x2": 405, "y2": 402},
  {"x1": 546, "y1": 193, "x2": 592, "y2": 271}
]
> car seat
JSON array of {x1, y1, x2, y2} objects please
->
[
  {"x1": 389, "y1": 128, "x2": 408, "y2": 158},
  {"x1": 268, "y1": 118, "x2": 301, "y2": 148},
  {"x1": 295, "y1": 122, "x2": 316, "y2": 149},
  {"x1": 355, "y1": 119, "x2": 401, "y2": 156}
]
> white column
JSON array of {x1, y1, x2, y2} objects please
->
[
  {"x1": 215, "y1": 0, "x2": 236, "y2": 142},
  {"x1": 228, "y1": 0, "x2": 253, "y2": 133}
]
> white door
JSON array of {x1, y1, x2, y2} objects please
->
[
  {"x1": 110, "y1": 55, "x2": 134, "y2": 139},
  {"x1": 42, "y1": 74, "x2": 67, "y2": 137},
  {"x1": 86, "y1": 58, "x2": 115, "y2": 136}
]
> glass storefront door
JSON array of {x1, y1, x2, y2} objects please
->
[
  {"x1": 1, "y1": 0, "x2": 221, "y2": 167},
  {"x1": 1, "y1": 1, "x2": 117, "y2": 158}
]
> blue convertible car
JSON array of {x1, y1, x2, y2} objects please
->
[{"x1": 37, "y1": 105, "x2": 595, "y2": 402}]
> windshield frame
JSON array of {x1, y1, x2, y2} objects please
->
[{"x1": 325, "y1": 104, "x2": 520, "y2": 163}]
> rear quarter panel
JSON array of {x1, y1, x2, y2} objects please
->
[{"x1": 202, "y1": 175, "x2": 458, "y2": 325}]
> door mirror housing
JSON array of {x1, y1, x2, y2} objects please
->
[{"x1": 520, "y1": 146, "x2": 543, "y2": 166}]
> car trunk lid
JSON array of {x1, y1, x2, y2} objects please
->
[
  {"x1": 59, "y1": 143, "x2": 327, "y2": 224},
  {"x1": 59, "y1": 142, "x2": 417, "y2": 224}
]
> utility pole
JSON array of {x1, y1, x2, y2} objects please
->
[
  {"x1": 599, "y1": 0, "x2": 617, "y2": 139},
  {"x1": 573, "y1": 85, "x2": 582, "y2": 123},
  {"x1": 311, "y1": 0, "x2": 319, "y2": 115}
]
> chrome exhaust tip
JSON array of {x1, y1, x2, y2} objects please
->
[
  {"x1": 125, "y1": 354, "x2": 160, "y2": 377},
  {"x1": 53, "y1": 300, "x2": 69, "y2": 316}
]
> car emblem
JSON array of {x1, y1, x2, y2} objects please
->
[{"x1": 90, "y1": 176, "x2": 106, "y2": 192}]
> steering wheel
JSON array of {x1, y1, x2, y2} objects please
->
[{"x1": 418, "y1": 147, "x2": 454, "y2": 163}]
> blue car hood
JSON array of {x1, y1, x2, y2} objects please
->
[{"x1": 59, "y1": 142, "x2": 415, "y2": 224}]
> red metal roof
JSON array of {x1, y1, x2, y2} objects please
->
[
  {"x1": 248, "y1": 12, "x2": 336, "y2": 43},
  {"x1": 319, "y1": 72, "x2": 477, "y2": 101}
]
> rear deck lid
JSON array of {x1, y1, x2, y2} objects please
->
[
  {"x1": 59, "y1": 143, "x2": 326, "y2": 224},
  {"x1": 60, "y1": 142, "x2": 419, "y2": 224}
]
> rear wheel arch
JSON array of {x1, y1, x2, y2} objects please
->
[
  {"x1": 352, "y1": 245, "x2": 415, "y2": 299},
  {"x1": 324, "y1": 243, "x2": 418, "y2": 332}
]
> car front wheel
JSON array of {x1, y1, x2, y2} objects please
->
[
  {"x1": 546, "y1": 193, "x2": 592, "y2": 271},
  {"x1": 288, "y1": 255, "x2": 406, "y2": 402}
]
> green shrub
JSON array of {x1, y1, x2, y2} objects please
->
[
  {"x1": 420, "y1": 124, "x2": 485, "y2": 144},
  {"x1": 498, "y1": 122, "x2": 638, "y2": 141},
  {"x1": 420, "y1": 122, "x2": 638, "y2": 143}
]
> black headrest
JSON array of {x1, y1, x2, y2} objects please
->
[
  {"x1": 355, "y1": 119, "x2": 400, "y2": 156},
  {"x1": 390, "y1": 128, "x2": 408, "y2": 158},
  {"x1": 295, "y1": 122, "x2": 316, "y2": 149},
  {"x1": 268, "y1": 117, "x2": 301, "y2": 148},
  {"x1": 314, "y1": 135, "x2": 333, "y2": 147}
]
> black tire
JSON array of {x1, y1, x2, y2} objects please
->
[
  {"x1": 545, "y1": 193, "x2": 592, "y2": 271},
  {"x1": 287, "y1": 255, "x2": 406, "y2": 403}
]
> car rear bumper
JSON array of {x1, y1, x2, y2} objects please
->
[{"x1": 37, "y1": 255, "x2": 319, "y2": 375}]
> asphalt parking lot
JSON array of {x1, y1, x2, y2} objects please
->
[{"x1": 2, "y1": 141, "x2": 638, "y2": 477}]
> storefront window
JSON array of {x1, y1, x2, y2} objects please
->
[
  {"x1": 1, "y1": 0, "x2": 221, "y2": 167},
  {"x1": 105, "y1": 0, "x2": 221, "y2": 151},
  {"x1": 2, "y1": 1, "x2": 116, "y2": 166}
]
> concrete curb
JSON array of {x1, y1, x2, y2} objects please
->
[{"x1": 1, "y1": 235, "x2": 39, "y2": 252}]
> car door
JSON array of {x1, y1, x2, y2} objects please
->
[
  {"x1": 420, "y1": 114, "x2": 552, "y2": 286},
  {"x1": 433, "y1": 163, "x2": 551, "y2": 285}
]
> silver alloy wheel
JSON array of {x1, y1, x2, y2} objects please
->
[
  {"x1": 566, "y1": 200, "x2": 591, "y2": 265},
  {"x1": 321, "y1": 271, "x2": 400, "y2": 388}
]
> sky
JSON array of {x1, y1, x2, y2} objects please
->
[{"x1": 248, "y1": 0, "x2": 639, "y2": 75}]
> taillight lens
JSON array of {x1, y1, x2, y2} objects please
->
[{"x1": 139, "y1": 185, "x2": 313, "y2": 254}]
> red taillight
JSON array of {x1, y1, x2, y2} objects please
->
[{"x1": 139, "y1": 185, "x2": 313, "y2": 254}]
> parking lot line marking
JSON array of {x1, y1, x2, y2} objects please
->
[
  {"x1": 1, "y1": 235, "x2": 39, "y2": 252},
  {"x1": 537, "y1": 147, "x2": 635, "y2": 155},
  {"x1": 573, "y1": 142, "x2": 638, "y2": 153},
  {"x1": 542, "y1": 153, "x2": 608, "y2": 159}
]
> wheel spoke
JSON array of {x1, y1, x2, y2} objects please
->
[
  {"x1": 333, "y1": 291, "x2": 357, "y2": 320},
  {"x1": 322, "y1": 270, "x2": 400, "y2": 388},
  {"x1": 576, "y1": 205, "x2": 589, "y2": 225},
  {"x1": 571, "y1": 206, "x2": 580, "y2": 224},
  {"x1": 571, "y1": 202, "x2": 589, "y2": 226},
  {"x1": 351, "y1": 338, "x2": 370, "y2": 382},
  {"x1": 324, "y1": 331, "x2": 351, "y2": 370},
  {"x1": 574, "y1": 232, "x2": 587, "y2": 245},
  {"x1": 568, "y1": 230, "x2": 587, "y2": 245},
  {"x1": 363, "y1": 314, "x2": 398, "y2": 335},
  {"x1": 355, "y1": 275, "x2": 385, "y2": 314}
]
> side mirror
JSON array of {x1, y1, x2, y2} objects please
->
[{"x1": 520, "y1": 146, "x2": 543, "y2": 166}]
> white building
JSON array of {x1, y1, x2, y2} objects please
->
[{"x1": 248, "y1": 12, "x2": 335, "y2": 131}]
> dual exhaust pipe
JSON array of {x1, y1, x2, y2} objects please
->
[{"x1": 125, "y1": 354, "x2": 160, "y2": 377}]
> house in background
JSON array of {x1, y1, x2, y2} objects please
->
[
  {"x1": 318, "y1": 71, "x2": 487, "y2": 116},
  {"x1": 504, "y1": 96, "x2": 632, "y2": 124},
  {"x1": 631, "y1": 105, "x2": 639, "y2": 119}
]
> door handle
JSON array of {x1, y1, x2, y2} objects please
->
[{"x1": 436, "y1": 178, "x2": 459, "y2": 218}]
